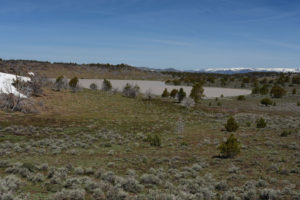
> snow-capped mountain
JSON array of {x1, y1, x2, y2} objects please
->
[
  {"x1": 194, "y1": 67, "x2": 300, "y2": 74},
  {"x1": 139, "y1": 66, "x2": 300, "y2": 74}
]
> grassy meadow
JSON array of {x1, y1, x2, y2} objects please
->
[{"x1": 0, "y1": 84, "x2": 299, "y2": 199}]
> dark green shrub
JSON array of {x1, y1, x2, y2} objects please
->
[
  {"x1": 22, "y1": 162, "x2": 36, "y2": 172},
  {"x1": 292, "y1": 75, "x2": 300, "y2": 84},
  {"x1": 102, "y1": 79, "x2": 112, "y2": 91},
  {"x1": 56, "y1": 75, "x2": 64, "y2": 83},
  {"x1": 270, "y1": 85, "x2": 286, "y2": 98},
  {"x1": 246, "y1": 122, "x2": 251, "y2": 127},
  {"x1": 53, "y1": 75, "x2": 68, "y2": 91},
  {"x1": 237, "y1": 95, "x2": 246, "y2": 101},
  {"x1": 260, "y1": 98, "x2": 273, "y2": 106},
  {"x1": 259, "y1": 84, "x2": 269, "y2": 95},
  {"x1": 177, "y1": 88, "x2": 186, "y2": 102},
  {"x1": 256, "y1": 118, "x2": 267, "y2": 128},
  {"x1": 69, "y1": 77, "x2": 79, "y2": 92},
  {"x1": 69, "y1": 77, "x2": 78, "y2": 88},
  {"x1": 104, "y1": 143, "x2": 112, "y2": 147},
  {"x1": 218, "y1": 134, "x2": 241, "y2": 158},
  {"x1": 217, "y1": 102, "x2": 222, "y2": 106},
  {"x1": 297, "y1": 102, "x2": 300, "y2": 106},
  {"x1": 225, "y1": 116, "x2": 239, "y2": 132},
  {"x1": 170, "y1": 89, "x2": 178, "y2": 98},
  {"x1": 180, "y1": 141, "x2": 188, "y2": 146},
  {"x1": 161, "y1": 88, "x2": 170, "y2": 98},
  {"x1": 252, "y1": 86, "x2": 259, "y2": 94},
  {"x1": 280, "y1": 130, "x2": 292, "y2": 137},
  {"x1": 292, "y1": 88, "x2": 296, "y2": 95},
  {"x1": 145, "y1": 134, "x2": 161, "y2": 147}
]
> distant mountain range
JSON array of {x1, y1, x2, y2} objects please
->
[
  {"x1": 195, "y1": 68, "x2": 300, "y2": 74},
  {"x1": 139, "y1": 67, "x2": 300, "y2": 74}
]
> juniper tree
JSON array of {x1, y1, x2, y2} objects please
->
[
  {"x1": 256, "y1": 117, "x2": 267, "y2": 128},
  {"x1": 69, "y1": 77, "x2": 79, "y2": 92},
  {"x1": 259, "y1": 84, "x2": 269, "y2": 95},
  {"x1": 53, "y1": 75, "x2": 68, "y2": 91},
  {"x1": 161, "y1": 88, "x2": 170, "y2": 98},
  {"x1": 270, "y1": 85, "x2": 286, "y2": 98},
  {"x1": 225, "y1": 116, "x2": 239, "y2": 132},
  {"x1": 102, "y1": 79, "x2": 112, "y2": 91},
  {"x1": 260, "y1": 98, "x2": 273, "y2": 106},
  {"x1": 218, "y1": 134, "x2": 241, "y2": 158},
  {"x1": 177, "y1": 88, "x2": 186, "y2": 102},
  {"x1": 189, "y1": 83, "x2": 204, "y2": 103},
  {"x1": 170, "y1": 89, "x2": 178, "y2": 98}
]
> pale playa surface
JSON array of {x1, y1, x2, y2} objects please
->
[{"x1": 79, "y1": 79, "x2": 251, "y2": 98}]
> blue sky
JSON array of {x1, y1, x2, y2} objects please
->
[{"x1": 0, "y1": 0, "x2": 299, "y2": 69}]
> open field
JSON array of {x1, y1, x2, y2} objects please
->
[{"x1": 0, "y1": 85, "x2": 299, "y2": 199}]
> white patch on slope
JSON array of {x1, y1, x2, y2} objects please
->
[
  {"x1": 0, "y1": 72, "x2": 31, "y2": 98},
  {"x1": 28, "y1": 72, "x2": 35, "y2": 76}
]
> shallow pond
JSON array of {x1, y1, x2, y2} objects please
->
[{"x1": 79, "y1": 79, "x2": 251, "y2": 98}]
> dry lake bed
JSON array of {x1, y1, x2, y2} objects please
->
[{"x1": 79, "y1": 79, "x2": 251, "y2": 98}]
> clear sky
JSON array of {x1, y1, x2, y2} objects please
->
[{"x1": 0, "y1": 0, "x2": 299, "y2": 70}]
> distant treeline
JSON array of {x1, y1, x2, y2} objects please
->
[
  {"x1": 0, "y1": 58, "x2": 139, "y2": 71},
  {"x1": 162, "y1": 71, "x2": 300, "y2": 87}
]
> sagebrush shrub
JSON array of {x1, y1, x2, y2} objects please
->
[
  {"x1": 122, "y1": 83, "x2": 140, "y2": 98},
  {"x1": 224, "y1": 116, "x2": 239, "y2": 132},
  {"x1": 259, "y1": 188, "x2": 280, "y2": 200},
  {"x1": 180, "y1": 97, "x2": 195, "y2": 108},
  {"x1": 74, "y1": 167, "x2": 84, "y2": 175},
  {"x1": 140, "y1": 174, "x2": 160, "y2": 185},
  {"x1": 54, "y1": 189, "x2": 85, "y2": 200},
  {"x1": 101, "y1": 171, "x2": 116, "y2": 184},
  {"x1": 218, "y1": 134, "x2": 241, "y2": 158},
  {"x1": 144, "y1": 89, "x2": 154, "y2": 100},
  {"x1": 121, "y1": 177, "x2": 143, "y2": 194},
  {"x1": 0, "y1": 93, "x2": 38, "y2": 113},
  {"x1": 28, "y1": 75, "x2": 44, "y2": 97},
  {"x1": 89, "y1": 83, "x2": 97, "y2": 90}
]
